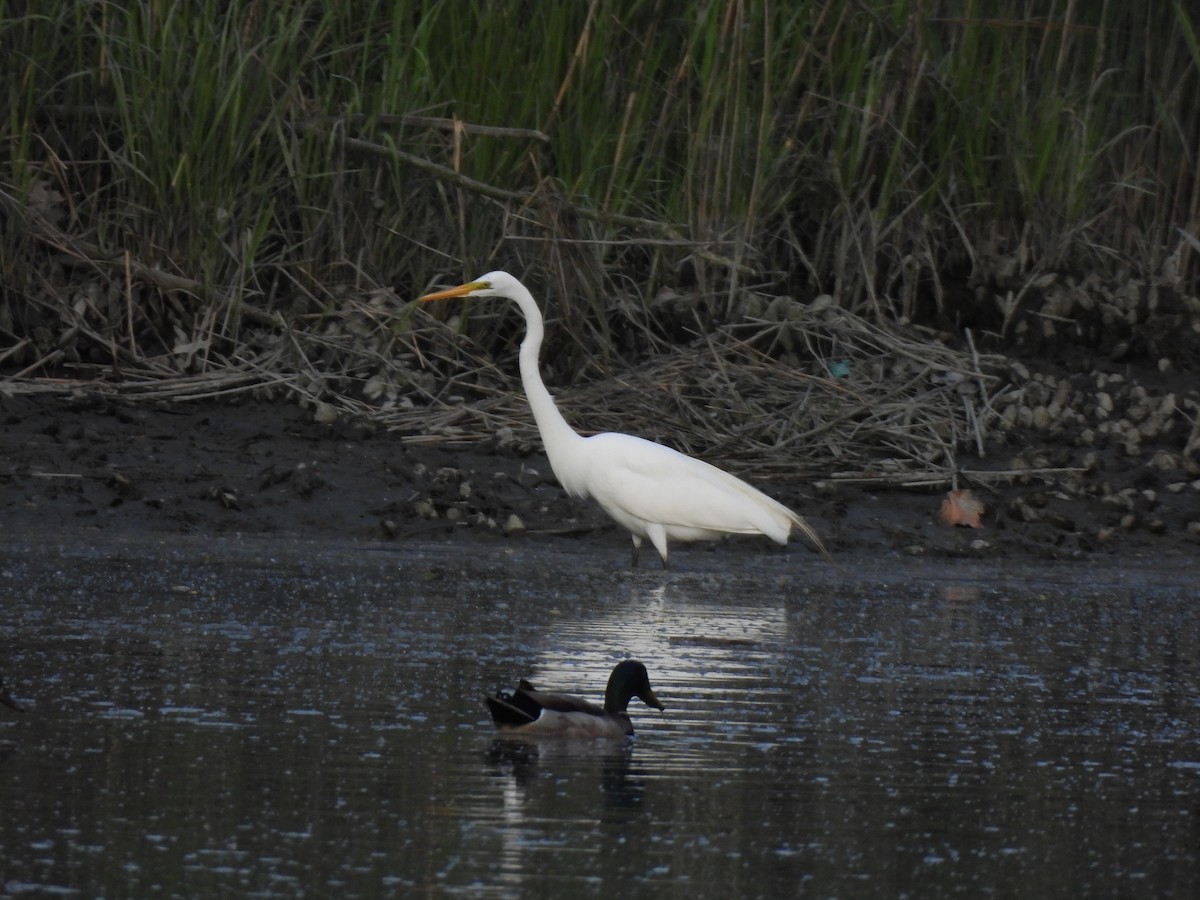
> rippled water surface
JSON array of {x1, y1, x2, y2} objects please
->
[{"x1": 1, "y1": 534, "x2": 1197, "y2": 897}]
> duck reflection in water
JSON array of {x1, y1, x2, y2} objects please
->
[
  {"x1": 0, "y1": 678, "x2": 25, "y2": 713},
  {"x1": 487, "y1": 735, "x2": 647, "y2": 811}
]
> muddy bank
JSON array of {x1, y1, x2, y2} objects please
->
[{"x1": 2, "y1": 360, "x2": 1197, "y2": 566}]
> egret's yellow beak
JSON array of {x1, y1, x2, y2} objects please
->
[{"x1": 417, "y1": 280, "x2": 486, "y2": 303}]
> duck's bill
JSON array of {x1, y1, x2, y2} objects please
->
[{"x1": 642, "y1": 689, "x2": 665, "y2": 711}]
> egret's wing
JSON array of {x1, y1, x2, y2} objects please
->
[{"x1": 584, "y1": 433, "x2": 796, "y2": 539}]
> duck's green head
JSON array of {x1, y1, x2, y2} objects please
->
[{"x1": 605, "y1": 660, "x2": 664, "y2": 715}]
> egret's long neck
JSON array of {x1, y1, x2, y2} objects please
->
[{"x1": 510, "y1": 286, "x2": 586, "y2": 483}]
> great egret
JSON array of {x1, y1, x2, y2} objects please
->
[
  {"x1": 484, "y1": 659, "x2": 664, "y2": 737},
  {"x1": 419, "y1": 271, "x2": 828, "y2": 568}
]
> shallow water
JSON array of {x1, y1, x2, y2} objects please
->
[{"x1": 1, "y1": 534, "x2": 1197, "y2": 897}]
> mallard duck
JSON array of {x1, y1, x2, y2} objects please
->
[
  {"x1": 0, "y1": 678, "x2": 24, "y2": 713},
  {"x1": 484, "y1": 660, "x2": 664, "y2": 737}
]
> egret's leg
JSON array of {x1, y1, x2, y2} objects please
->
[
  {"x1": 630, "y1": 535, "x2": 642, "y2": 569},
  {"x1": 646, "y1": 525, "x2": 670, "y2": 571}
]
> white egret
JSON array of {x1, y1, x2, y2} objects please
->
[
  {"x1": 484, "y1": 660, "x2": 664, "y2": 737},
  {"x1": 418, "y1": 271, "x2": 828, "y2": 568}
]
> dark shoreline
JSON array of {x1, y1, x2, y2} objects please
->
[{"x1": 3, "y1": 386, "x2": 1196, "y2": 566}]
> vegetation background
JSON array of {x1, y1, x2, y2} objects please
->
[{"x1": 1, "y1": 1, "x2": 1197, "y2": 438}]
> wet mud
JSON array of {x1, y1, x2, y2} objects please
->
[{"x1": 1, "y1": 371, "x2": 1196, "y2": 565}]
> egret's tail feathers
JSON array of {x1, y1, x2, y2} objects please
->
[{"x1": 789, "y1": 510, "x2": 832, "y2": 562}]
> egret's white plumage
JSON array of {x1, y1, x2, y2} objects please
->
[{"x1": 419, "y1": 271, "x2": 828, "y2": 568}]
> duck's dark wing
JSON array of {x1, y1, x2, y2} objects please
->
[
  {"x1": 484, "y1": 684, "x2": 545, "y2": 727},
  {"x1": 517, "y1": 688, "x2": 606, "y2": 717}
]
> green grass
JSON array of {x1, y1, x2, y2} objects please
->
[{"x1": 1, "y1": 0, "x2": 1196, "y2": 381}]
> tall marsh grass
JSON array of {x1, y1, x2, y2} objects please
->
[{"x1": 1, "y1": 0, "x2": 1197, "y2": 382}]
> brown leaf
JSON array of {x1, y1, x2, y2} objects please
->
[{"x1": 940, "y1": 489, "x2": 984, "y2": 528}]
